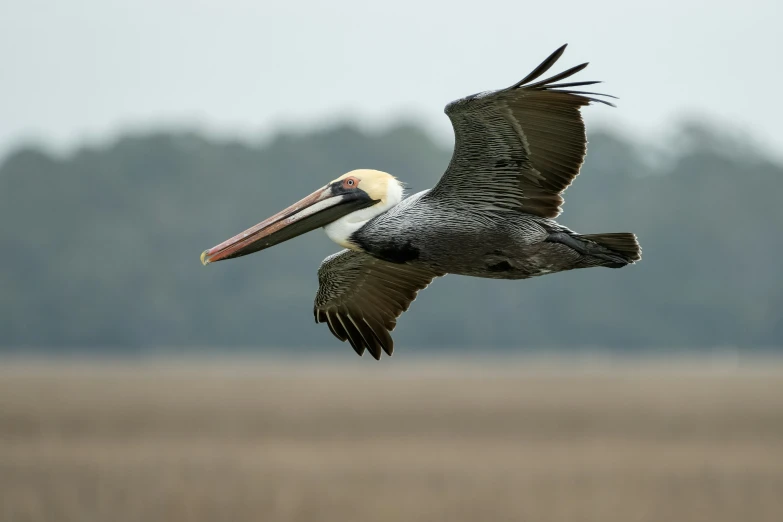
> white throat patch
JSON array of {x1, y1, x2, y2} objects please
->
[{"x1": 324, "y1": 177, "x2": 403, "y2": 249}]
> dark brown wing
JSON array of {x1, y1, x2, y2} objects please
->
[
  {"x1": 428, "y1": 44, "x2": 615, "y2": 218},
  {"x1": 314, "y1": 249, "x2": 442, "y2": 359}
]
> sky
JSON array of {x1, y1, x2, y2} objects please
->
[{"x1": 1, "y1": 0, "x2": 781, "y2": 158}]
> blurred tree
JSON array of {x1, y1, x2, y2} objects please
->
[{"x1": 0, "y1": 121, "x2": 780, "y2": 352}]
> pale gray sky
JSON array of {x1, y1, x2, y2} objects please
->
[{"x1": 1, "y1": 0, "x2": 780, "y2": 157}]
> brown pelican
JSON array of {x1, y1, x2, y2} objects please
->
[{"x1": 201, "y1": 45, "x2": 641, "y2": 359}]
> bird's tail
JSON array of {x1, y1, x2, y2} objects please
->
[{"x1": 580, "y1": 233, "x2": 642, "y2": 267}]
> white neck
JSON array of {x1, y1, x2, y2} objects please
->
[{"x1": 324, "y1": 177, "x2": 403, "y2": 249}]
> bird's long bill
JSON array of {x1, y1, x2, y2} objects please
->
[{"x1": 200, "y1": 184, "x2": 375, "y2": 265}]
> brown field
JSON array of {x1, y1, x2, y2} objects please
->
[{"x1": 1, "y1": 357, "x2": 782, "y2": 522}]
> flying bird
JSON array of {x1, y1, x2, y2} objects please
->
[{"x1": 201, "y1": 45, "x2": 641, "y2": 359}]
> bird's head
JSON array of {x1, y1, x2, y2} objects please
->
[{"x1": 200, "y1": 169, "x2": 403, "y2": 265}]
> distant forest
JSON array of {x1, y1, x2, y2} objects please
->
[{"x1": 1, "y1": 121, "x2": 781, "y2": 353}]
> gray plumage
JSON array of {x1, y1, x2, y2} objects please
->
[{"x1": 313, "y1": 45, "x2": 641, "y2": 359}]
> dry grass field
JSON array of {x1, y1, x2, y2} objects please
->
[{"x1": 1, "y1": 357, "x2": 782, "y2": 522}]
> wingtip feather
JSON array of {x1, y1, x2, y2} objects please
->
[
  {"x1": 525, "y1": 62, "x2": 589, "y2": 90},
  {"x1": 513, "y1": 44, "x2": 569, "y2": 88}
]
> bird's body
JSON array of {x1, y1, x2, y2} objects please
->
[
  {"x1": 350, "y1": 189, "x2": 629, "y2": 280},
  {"x1": 201, "y1": 45, "x2": 642, "y2": 359}
]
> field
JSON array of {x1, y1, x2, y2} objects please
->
[{"x1": 1, "y1": 357, "x2": 782, "y2": 522}]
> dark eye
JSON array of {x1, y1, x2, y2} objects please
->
[{"x1": 347, "y1": 179, "x2": 354, "y2": 186}]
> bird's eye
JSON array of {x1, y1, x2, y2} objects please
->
[
  {"x1": 342, "y1": 177, "x2": 358, "y2": 189},
  {"x1": 347, "y1": 179, "x2": 354, "y2": 185}
]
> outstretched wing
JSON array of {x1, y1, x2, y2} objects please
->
[
  {"x1": 314, "y1": 249, "x2": 442, "y2": 359},
  {"x1": 427, "y1": 44, "x2": 615, "y2": 218}
]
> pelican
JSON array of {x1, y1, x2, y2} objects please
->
[{"x1": 201, "y1": 45, "x2": 641, "y2": 359}]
